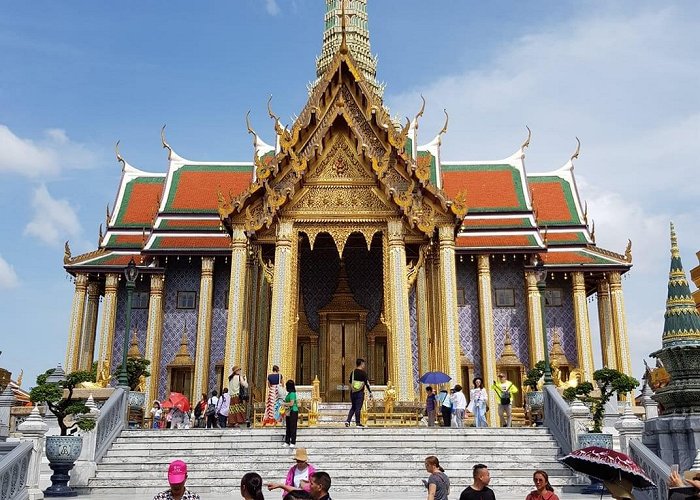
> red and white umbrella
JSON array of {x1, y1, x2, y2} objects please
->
[{"x1": 560, "y1": 446, "x2": 655, "y2": 489}]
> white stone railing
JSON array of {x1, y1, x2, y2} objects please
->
[
  {"x1": 94, "y1": 388, "x2": 127, "y2": 463},
  {"x1": 629, "y1": 438, "x2": 669, "y2": 500},
  {"x1": 543, "y1": 384, "x2": 574, "y2": 455},
  {"x1": 0, "y1": 441, "x2": 32, "y2": 500}
]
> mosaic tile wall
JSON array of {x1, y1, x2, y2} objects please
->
[
  {"x1": 544, "y1": 275, "x2": 577, "y2": 366},
  {"x1": 343, "y1": 234, "x2": 383, "y2": 331},
  {"x1": 490, "y1": 259, "x2": 530, "y2": 366},
  {"x1": 158, "y1": 259, "x2": 201, "y2": 400},
  {"x1": 111, "y1": 279, "x2": 150, "y2": 376},
  {"x1": 409, "y1": 287, "x2": 419, "y2": 392},
  {"x1": 299, "y1": 236, "x2": 340, "y2": 332},
  {"x1": 209, "y1": 260, "x2": 230, "y2": 391},
  {"x1": 456, "y1": 258, "x2": 482, "y2": 377}
]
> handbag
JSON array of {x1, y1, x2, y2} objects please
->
[
  {"x1": 350, "y1": 371, "x2": 364, "y2": 392},
  {"x1": 239, "y1": 375, "x2": 249, "y2": 401},
  {"x1": 277, "y1": 374, "x2": 287, "y2": 399}
]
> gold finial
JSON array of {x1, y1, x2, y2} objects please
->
[
  {"x1": 245, "y1": 110, "x2": 256, "y2": 137},
  {"x1": 670, "y1": 222, "x2": 680, "y2": 258},
  {"x1": 106, "y1": 203, "x2": 112, "y2": 226},
  {"x1": 267, "y1": 95, "x2": 279, "y2": 122},
  {"x1": 98, "y1": 223, "x2": 103, "y2": 247},
  {"x1": 16, "y1": 369, "x2": 23, "y2": 387},
  {"x1": 128, "y1": 328, "x2": 141, "y2": 358},
  {"x1": 161, "y1": 124, "x2": 173, "y2": 160},
  {"x1": 337, "y1": 0, "x2": 353, "y2": 55},
  {"x1": 115, "y1": 140, "x2": 125, "y2": 168},
  {"x1": 64, "y1": 240, "x2": 72, "y2": 264},
  {"x1": 625, "y1": 239, "x2": 632, "y2": 263},
  {"x1": 521, "y1": 125, "x2": 532, "y2": 150},
  {"x1": 583, "y1": 201, "x2": 588, "y2": 225},
  {"x1": 591, "y1": 220, "x2": 596, "y2": 243},
  {"x1": 570, "y1": 137, "x2": 581, "y2": 162},
  {"x1": 413, "y1": 94, "x2": 426, "y2": 129},
  {"x1": 439, "y1": 109, "x2": 449, "y2": 137}
]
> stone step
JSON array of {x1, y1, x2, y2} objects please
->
[
  {"x1": 120, "y1": 427, "x2": 550, "y2": 436},
  {"x1": 113, "y1": 434, "x2": 558, "y2": 443}
]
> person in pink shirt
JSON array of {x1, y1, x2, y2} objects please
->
[
  {"x1": 267, "y1": 447, "x2": 316, "y2": 497},
  {"x1": 525, "y1": 470, "x2": 560, "y2": 500}
]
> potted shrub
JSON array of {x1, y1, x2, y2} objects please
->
[
  {"x1": 30, "y1": 367, "x2": 96, "y2": 496},
  {"x1": 563, "y1": 367, "x2": 639, "y2": 448},
  {"x1": 523, "y1": 361, "x2": 551, "y2": 425}
]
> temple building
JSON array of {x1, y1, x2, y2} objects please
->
[{"x1": 62, "y1": 0, "x2": 633, "y2": 426}]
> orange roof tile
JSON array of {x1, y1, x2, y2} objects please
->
[
  {"x1": 529, "y1": 179, "x2": 580, "y2": 224},
  {"x1": 115, "y1": 178, "x2": 164, "y2": 226},
  {"x1": 151, "y1": 236, "x2": 230, "y2": 249},
  {"x1": 164, "y1": 166, "x2": 252, "y2": 213},
  {"x1": 443, "y1": 169, "x2": 524, "y2": 211},
  {"x1": 456, "y1": 234, "x2": 538, "y2": 248}
]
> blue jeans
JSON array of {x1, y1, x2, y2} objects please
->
[
  {"x1": 474, "y1": 404, "x2": 488, "y2": 427},
  {"x1": 346, "y1": 390, "x2": 364, "y2": 425}
]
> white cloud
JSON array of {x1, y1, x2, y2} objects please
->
[
  {"x1": 0, "y1": 124, "x2": 95, "y2": 178},
  {"x1": 24, "y1": 185, "x2": 83, "y2": 246},
  {"x1": 0, "y1": 255, "x2": 19, "y2": 288},
  {"x1": 265, "y1": 0, "x2": 280, "y2": 16},
  {"x1": 386, "y1": 5, "x2": 700, "y2": 380}
]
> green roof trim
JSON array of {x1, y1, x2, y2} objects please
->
[{"x1": 417, "y1": 150, "x2": 438, "y2": 185}]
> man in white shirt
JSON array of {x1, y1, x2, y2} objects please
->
[
  {"x1": 450, "y1": 384, "x2": 467, "y2": 428},
  {"x1": 216, "y1": 388, "x2": 231, "y2": 428},
  {"x1": 206, "y1": 390, "x2": 219, "y2": 429}
]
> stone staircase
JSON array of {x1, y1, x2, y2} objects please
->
[{"x1": 87, "y1": 427, "x2": 579, "y2": 496}]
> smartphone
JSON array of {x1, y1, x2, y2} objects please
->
[{"x1": 672, "y1": 464, "x2": 679, "y2": 474}]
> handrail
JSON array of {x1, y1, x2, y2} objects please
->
[
  {"x1": 543, "y1": 385, "x2": 573, "y2": 455},
  {"x1": 629, "y1": 439, "x2": 669, "y2": 500},
  {"x1": 94, "y1": 388, "x2": 127, "y2": 463},
  {"x1": 0, "y1": 441, "x2": 32, "y2": 500}
]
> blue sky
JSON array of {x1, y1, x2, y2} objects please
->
[{"x1": 1, "y1": 1, "x2": 699, "y2": 389}]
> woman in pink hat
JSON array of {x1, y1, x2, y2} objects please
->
[{"x1": 267, "y1": 447, "x2": 316, "y2": 497}]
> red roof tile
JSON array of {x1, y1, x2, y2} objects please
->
[
  {"x1": 443, "y1": 169, "x2": 524, "y2": 211},
  {"x1": 164, "y1": 166, "x2": 252, "y2": 213}
]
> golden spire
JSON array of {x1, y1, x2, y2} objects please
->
[
  {"x1": 670, "y1": 221, "x2": 680, "y2": 258},
  {"x1": 127, "y1": 328, "x2": 141, "y2": 358}
]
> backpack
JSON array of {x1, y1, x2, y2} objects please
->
[
  {"x1": 205, "y1": 398, "x2": 217, "y2": 416},
  {"x1": 499, "y1": 383, "x2": 512, "y2": 405},
  {"x1": 350, "y1": 371, "x2": 364, "y2": 392}
]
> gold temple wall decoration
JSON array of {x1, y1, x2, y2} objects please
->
[
  {"x1": 225, "y1": 227, "x2": 250, "y2": 376},
  {"x1": 144, "y1": 273, "x2": 165, "y2": 410},
  {"x1": 477, "y1": 255, "x2": 499, "y2": 427},
  {"x1": 65, "y1": 273, "x2": 89, "y2": 373},
  {"x1": 193, "y1": 257, "x2": 215, "y2": 398},
  {"x1": 96, "y1": 273, "x2": 119, "y2": 379},
  {"x1": 79, "y1": 280, "x2": 101, "y2": 371},
  {"x1": 597, "y1": 279, "x2": 617, "y2": 370},
  {"x1": 525, "y1": 271, "x2": 546, "y2": 367},
  {"x1": 609, "y1": 271, "x2": 633, "y2": 377},
  {"x1": 572, "y1": 271, "x2": 595, "y2": 381}
]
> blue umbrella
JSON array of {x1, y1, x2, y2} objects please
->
[{"x1": 419, "y1": 371, "x2": 452, "y2": 385}]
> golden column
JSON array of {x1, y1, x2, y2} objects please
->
[
  {"x1": 477, "y1": 255, "x2": 499, "y2": 427},
  {"x1": 609, "y1": 271, "x2": 633, "y2": 376},
  {"x1": 193, "y1": 257, "x2": 215, "y2": 397},
  {"x1": 597, "y1": 279, "x2": 617, "y2": 369},
  {"x1": 426, "y1": 251, "x2": 445, "y2": 372},
  {"x1": 438, "y1": 225, "x2": 462, "y2": 385},
  {"x1": 266, "y1": 220, "x2": 296, "y2": 379},
  {"x1": 415, "y1": 265, "x2": 431, "y2": 378},
  {"x1": 572, "y1": 272, "x2": 595, "y2": 381},
  {"x1": 78, "y1": 281, "x2": 101, "y2": 371},
  {"x1": 96, "y1": 273, "x2": 120, "y2": 377},
  {"x1": 224, "y1": 227, "x2": 250, "y2": 376},
  {"x1": 525, "y1": 271, "x2": 546, "y2": 367},
  {"x1": 65, "y1": 273, "x2": 89, "y2": 372},
  {"x1": 144, "y1": 273, "x2": 165, "y2": 406},
  {"x1": 386, "y1": 219, "x2": 416, "y2": 401}
]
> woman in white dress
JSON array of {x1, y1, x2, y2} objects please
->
[{"x1": 467, "y1": 377, "x2": 488, "y2": 427}]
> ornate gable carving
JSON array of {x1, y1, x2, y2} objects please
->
[{"x1": 307, "y1": 133, "x2": 372, "y2": 183}]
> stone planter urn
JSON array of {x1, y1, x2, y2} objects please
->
[
  {"x1": 526, "y1": 391, "x2": 544, "y2": 425},
  {"x1": 45, "y1": 435, "x2": 83, "y2": 497},
  {"x1": 128, "y1": 390, "x2": 146, "y2": 409}
]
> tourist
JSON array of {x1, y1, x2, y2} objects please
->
[
  {"x1": 264, "y1": 365, "x2": 285, "y2": 426},
  {"x1": 492, "y1": 373, "x2": 518, "y2": 427},
  {"x1": 216, "y1": 387, "x2": 231, "y2": 428},
  {"x1": 170, "y1": 406, "x2": 185, "y2": 429},
  {"x1": 467, "y1": 378, "x2": 488, "y2": 428},
  {"x1": 424, "y1": 455, "x2": 450, "y2": 500},
  {"x1": 438, "y1": 389, "x2": 452, "y2": 427},
  {"x1": 153, "y1": 459, "x2": 200, "y2": 500},
  {"x1": 267, "y1": 447, "x2": 316, "y2": 496},
  {"x1": 525, "y1": 470, "x2": 559, "y2": 500},
  {"x1": 459, "y1": 464, "x2": 495, "y2": 500},
  {"x1": 309, "y1": 471, "x2": 332, "y2": 500},
  {"x1": 344, "y1": 358, "x2": 372, "y2": 427},
  {"x1": 194, "y1": 393, "x2": 206, "y2": 428},
  {"x1": 228, "y1": 366, "x2": 249, "y2": 427},
  {"x1": 150, "y1": 400, "x2": 162, "y2": 429},
  {"x1": 164, "y1": 407, "x2": 173, "y2": 429},
  {"x1": 284, "y1": 379, "x2": 299, "y2": 448},
  {"x1": 451, "y1": 385, "x2": 467, "y2": 428},
  {"x1": 425, "y1": 386, "x2": 437, "y2": 427},
  {"x1": 241, "y1": 471, "x2": 265, "y2": 500},
  {"x1": 206, "y1": 390, "x2": 219, "y2": 428}
]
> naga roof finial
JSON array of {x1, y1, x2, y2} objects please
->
[
  {"x1": 521, "y1": 125, "x2": 532, "y2": 150},
  {"x1": 106, "y1": 203, "x2": 112, "y2": 226},
  {"x1": 98, "y1": 223, "x2": 103, "y2": 247},
  {"x1": 413, "y1": 94, "x2": 426, "y2": 129},
  {"x1": 267, "y1": 95, "x2": 279, "y2": 122},
  {"x1": 436, "y1": 109, "x2": 449, "y2": 145},
  {"x1": 245, "y1": 110, "x2": 256, "y2": 137},
  {"x1": 571, "y1": 137, "x2": 581, "y2": 162},
  {"x1": 64, "y1": 240, "x2": 72, "y2": 264},
  {"x1": 161, "y1": 124, "x2": 173, "y2": 160},
  {"x1": 115, "y1": 140, "x2": 125, "y2": 169},
  {"x1": 625, "y1": 239, "x2": 632, "y2": 263}
]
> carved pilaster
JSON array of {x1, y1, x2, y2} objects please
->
[
  {"x1": 572, "y1": 272, "x2": 595, "y2": 381},
  {"x1": 477, "y1": 255, "x2": 498, "y2": 427},
  {"x1": 427, "y1": 250, "x2": 444, "y2": 372},
  {"x1": 384, "y1": 219, "x2": 416, "y2": 401},
  {"x1": 415, "y1": 265, "x2": 431, "y2": 381},
  {"x1": 597, "y1": 279, "x2": 617, "y2": 369},
  {"x1": 78, "y1": 282, "x2": 101, "y2": 371},
  {"x1": 225, "y1": 227, "x2": 250, "y2": 377},
  {"x1": 193, "y1": 257, "x2": 215, "y2": 397},
  {"x1": 96, "y1": 274, "x2": 119, "y2": 378},
  {"x1": 609, "y1": 271, "x2": 633, "y2": 376},
  {"x1": 65, "y1": 274, "x2": 89, "y2": 373},
  {"x1": 267, "y1": 220, "x2": 296, "y2": 379},
  {"x1": 525, "y1": 271, "x2": 546, "y2": 367},
  {"x1": 144, "y1": 274, "x2": 165, "y2": 408},
  {"x1": 438, "y1": 225, "x2": 461, "y2": 385}
]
